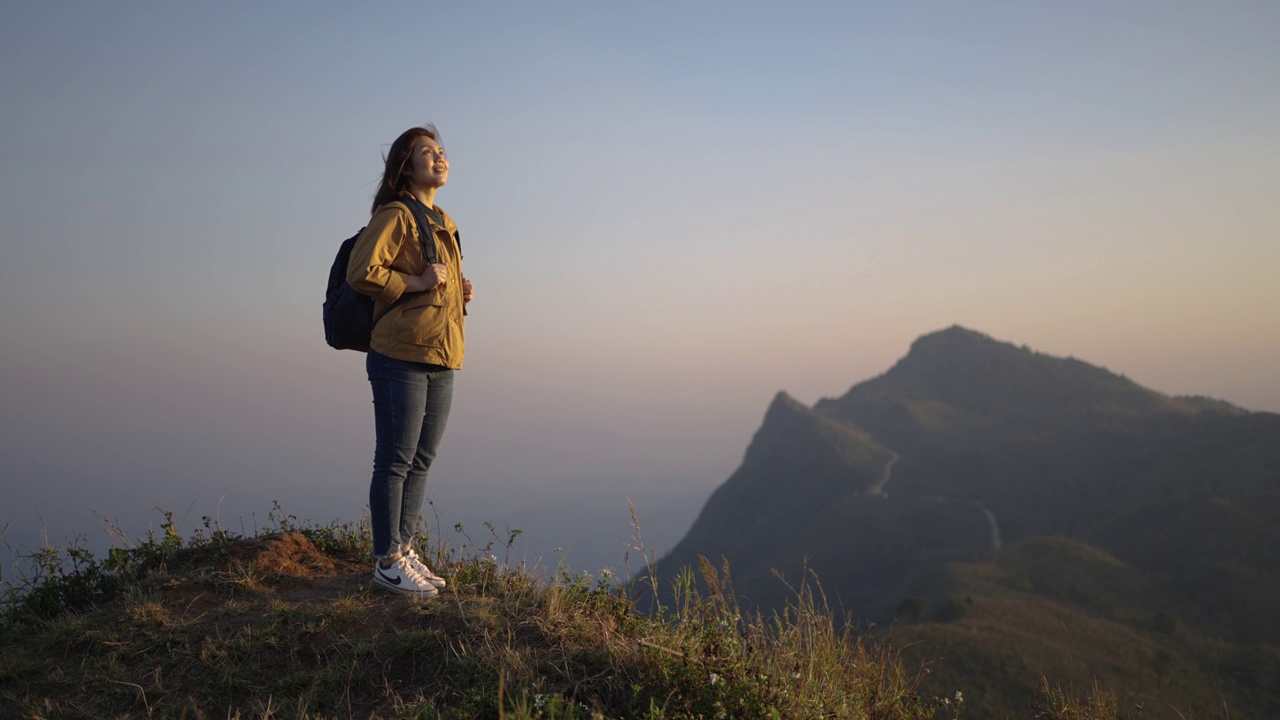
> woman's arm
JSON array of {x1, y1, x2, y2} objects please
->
[
  {"x1": 347, "y1": 206, "x2": 448, "y2": 300},
  {"x1": 347, "y1": 208, "x2": 412, "y2": 304}
]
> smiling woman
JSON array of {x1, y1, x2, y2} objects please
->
[{"x1": 344, "y1": 124, "x2": 476, "y2": 599}]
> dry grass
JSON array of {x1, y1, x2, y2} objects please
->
[{"x1": 0, "y1": 507, "x2": 1124, "y2": 719}]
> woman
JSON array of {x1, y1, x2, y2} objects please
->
[{"x1": 347, "y1": 125, "x2": 473, "y2": 597}]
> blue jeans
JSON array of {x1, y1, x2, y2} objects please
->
[{"x1": 366, "y1": 349, "x2": 454, "y2": 558}]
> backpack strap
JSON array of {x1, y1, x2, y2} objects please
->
[
  {"x1": 399, "y1": 195, "x2": 441, "y2": 265},
  {"x1": 400, "y1": 195, "x2": 463, "y2": 259},
  {"x1": 371, "y1": 285, "x2": 420, "y2": 326}
]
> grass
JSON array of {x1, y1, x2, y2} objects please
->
[{"x1": 1, "y1": 505, "x2": 1121, "y2": 719}]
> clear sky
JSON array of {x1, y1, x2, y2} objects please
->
[{"x1": 2, "y1": 1, "x2": 1277, "y2": 574}]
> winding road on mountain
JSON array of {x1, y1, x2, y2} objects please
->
[{"x1": 868, "y1": 447, "x2": 1003, "y2": 552}]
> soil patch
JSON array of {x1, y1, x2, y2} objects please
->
[{"x1": 220, "y1": 532, "x2": 360, "y2": 577}]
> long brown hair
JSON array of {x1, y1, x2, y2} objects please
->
[{"x1": 371, "y1": 125, "x2": 441, "y2": 215}]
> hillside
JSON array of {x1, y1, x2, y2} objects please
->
[
  {"x1": 657, "y1": 326, "x2": 1280, "y2": 718},
  {"x1": 657, "y1": 391, "x2": 900, "y2": 611},
  {"x1": 0, "y1": 514, "x2": 1124, "y2": 719}
]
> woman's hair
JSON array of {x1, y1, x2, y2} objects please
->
[{"x1": 371, "y1": 125, "x2": 441, "y2": 215}]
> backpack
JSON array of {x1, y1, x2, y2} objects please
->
[{"x1": 323, "y1": 197, "x2": 450, "y2": 352}]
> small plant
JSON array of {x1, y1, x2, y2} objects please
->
[
  {"x1": 1, "y1": 536, "x2": 122, "y2": 626},
  {"x1": 1028, "y1": 676, "x2": 1118, "y2": 720}
]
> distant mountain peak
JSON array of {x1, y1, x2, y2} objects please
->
[
  {"x1": 752, "y1": 391, "x2": 845, "y2": 460},
  {"x1": 764, "y1": 390, "x2": 807, "y2": 420},
  {"x1": 902, "y1": 325, "x2": 1009, "y2": 363},
  {"x1": 920, "y1": 324, "x2": 990, "y2": 342},
  {"x1": 821, "y1": 327, "x2": 1201, "y2": 432}
]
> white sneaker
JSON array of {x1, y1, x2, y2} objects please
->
[
  {"x1": 403, "y1": 548, "x2": 448, "y2": 589},
  {"x1": 372, "y1": 556, "x2": 438, "y2": 598}
]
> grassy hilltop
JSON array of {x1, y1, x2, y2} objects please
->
[{"x1": 0, "y1": 510, "x2": 1117, "y2": 720}]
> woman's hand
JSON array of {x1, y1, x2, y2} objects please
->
[
  {"x1": 462, "y1": 277, "x2": 474, "y2": 303},
  {"x1": 406, "y1": 263, "x2": 449, "y2": 293}
]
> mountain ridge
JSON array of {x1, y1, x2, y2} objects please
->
[{"x1": 656, "y1": 325, "x2": 1280, "y2": 718}]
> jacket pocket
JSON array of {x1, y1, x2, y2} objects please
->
[
  {"x1": 402, "y1": 288, "x2": 447, "y2": 310},
  {"x1": 397, "y1": 293, "x2": 449, "y2": 347}
]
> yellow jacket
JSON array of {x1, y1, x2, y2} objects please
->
[{"x1": 346, "y1": 200, "x2": 465, "y2": 368}]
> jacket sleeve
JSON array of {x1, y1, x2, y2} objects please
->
[{"x1": 346, "y1": 206, "x2": 413, "y2": 305}]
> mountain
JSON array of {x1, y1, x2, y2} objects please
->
[
  {"x1": 657, "y1": 391, "x2": 904, "y2": 611},
  {"x1": 654, "y1": 326, "x2": 1280, "y2": 718}
]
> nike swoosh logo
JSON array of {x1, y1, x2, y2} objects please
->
[{"x1": 377, "y1": 568, "x2": 402, "y2": 586}]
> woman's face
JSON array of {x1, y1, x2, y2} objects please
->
[{"x1": 406, "y1": 136, "x2": 449, "y2": 190}]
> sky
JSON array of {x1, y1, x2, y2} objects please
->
[{"x1": 2, "y1": 1, "x2": 1278, "y2": 580}]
